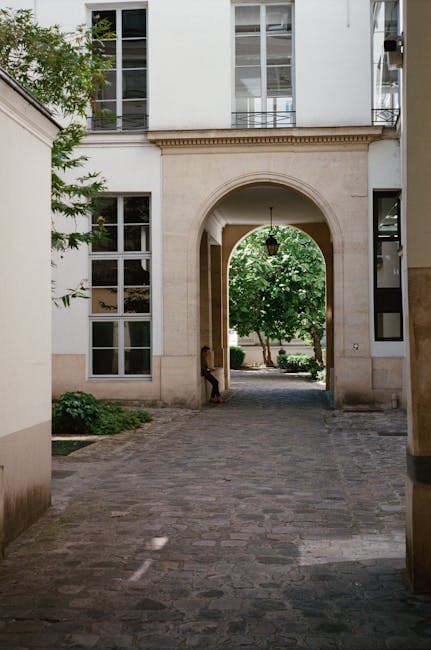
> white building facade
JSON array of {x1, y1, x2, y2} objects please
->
[
  {"x1": 0, "y1": 69, "x2": 59, "y2": 552},
  {"x1": 4, "y1": 0, "x2": 404, "y2": 408}
]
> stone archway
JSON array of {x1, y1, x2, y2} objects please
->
[
  {"x1": 148, "y1": 126, "x2": 381, "y2": 408},
  {"x1": 197, "y1": 184, "x2": 334, "y2": 396}
]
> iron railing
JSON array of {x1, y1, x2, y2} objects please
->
[
  {"x1": 232, "y1": 111, "x2": 296, "y2": 129},
  {"x1": 87, "y1": 114, "x2": 148, "y2": 132},
  {"x1": 372, "y1": 108, "x2": 400, "y2": 128}
]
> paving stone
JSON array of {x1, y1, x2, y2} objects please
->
[{"x1": 0, "y1": 371, "x2": 430, "y2": 649}]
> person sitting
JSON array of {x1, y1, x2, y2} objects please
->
[{"x1": 201, "y1": 346, "x2": 224, "y2": 404}]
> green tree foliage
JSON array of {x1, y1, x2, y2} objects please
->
[
  {"x1": 0, "y1": 8, "x2": 112, "y2": 305},
  {"x1": 229, "y1": 227, "x2": 326, "y2": 367}
]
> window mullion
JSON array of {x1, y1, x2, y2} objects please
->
[
  {"x1": 119, "y1": 319, "x2": 125, "y2": 375},
  {"x1": 261, "y1": 5, "x2": 267, "y2": 112},
  {"x1": 116, "y1": 8, "x2": 122, "y2": 129},
  {"x1": 118, "y1": 196, "x2": 124, "y2": 252}
]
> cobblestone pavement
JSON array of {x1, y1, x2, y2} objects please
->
[{"x1": 1, "y1": 371, "x2": 431, "y2": 649}]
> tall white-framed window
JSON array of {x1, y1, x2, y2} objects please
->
[
  {"x1": 372, "y1": 0, "x2": 400, "y2": 127},
  {"x1": 233, "y1": 3, "x2": 294, "y2": 128},
  {"x1": 90, "y1": 196, "x2": 151, "y2": 376},
  {"x1": 91, "y1": 7, "x2": 147, "y2": 131}
]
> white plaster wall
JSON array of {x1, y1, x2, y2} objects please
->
[
  {"x1": 368, "y1": 138, "x2": 403, "y2": 357},
  {"x1": 0, "y1": 80, "x2": 58, "y2": 437},
  {"x1": 52, "y1": 139, "x2": 163, "y2": 358},
  {"x1": 295, "y1": 0, "x2": 372, "y2": 126},
  {"x1": 148, "y1": 0, "x2": 231, "y2": 130}
]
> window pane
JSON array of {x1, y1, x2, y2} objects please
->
[
  {"x1": 124, "y1": 196, "x2": 150, "y2": 223},
  {"x1": 122, "y1": 70, "x2": 146, "y2": 99},
  {"x1": 92, "y1": 10, "x2": 116, "y2": 35},
  {"x1": 124, "y1": 288, "x2": 150, "y2": 313},
  {"x1": 93, "y1": 349, "x2": 118, "y2": 374},
  {"x1": 377, "y1": 241, "x2": 400, "y2": 288},
  {"x1": 92, "y1": 260, "x2": 118, "y2": 286},
  {"x1": 125, "y1": 348, "x2": 150, "y2": 374},
  {"x1": 235, "y1": 6, "x2": 260, "y2": 34},
  {"x1": 92, "y1": 225, "x2": 118, "y2": 252},
  {"x1": 96, "y1": 70, "x2": 116, "y2": 101},
  {"x1": 376, "y1": 313, "x2": 401, "y2": 339},
  {"x1": 122, "y1": 9, "x2": 146, "y2": 38},
  {"x1": 92, "y1": 288, "x2": 118, "y2": 314},
  {"x1": 235, "y1": 96, "x2": 263, "y2": 113},
  {"x1": 377, "y1": 196, "x2": 399, "y2": 235},
  {"x1": 235, "y1": 35, "x2": 260, "y2": 66},
  {"x1": 93, "y1": 197, "x2": 117, "y2": 225},
  {"x1": 267, "y1": 35, "x2": 292, "y2": 65},
  {"x1": 267, "y1": 66, "x2": 291, "y2": 96},
  {"x1": 122, "y1": 100, "x2": 147, "y2": 129},
  {"x1": 92, "y1": 101, "x2": 117, "y2": 130},
  {"x1": 93, "y1": 39, "x2": 116, "y2": 65},
  {"x1": 125, "y1": 321, "x2": 150, "y2": 347},
  {"x1": 93, "y1": 321, "x2": 118, "y2": 347},
  {"x1": 124, "y1": 259, "x2": 150, "y2": 286},
  {"x1": 236, "y1": 67, "x2": 261, "y2": 97},
  {"x1": 266, "y1": 5, "x2": 292, "y2": 33},
  {"x1": 124, "y1": 225, "x2": 150, "y2": 251},
  {"x1": 122, "y1": 39, "x2": 146, "y2": 68},
  {"x1": 266, "y1": 96, "x2": 294, "y2": 112}
]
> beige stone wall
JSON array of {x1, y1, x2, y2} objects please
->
[
  {"x1": 402, "y1": 0, "x2": 431, "y2": 592},
  {"x1": 53, "y1": 354, "x2": 165, "y2": 404}
]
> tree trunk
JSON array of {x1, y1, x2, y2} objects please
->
[
  {"x1": 311, "y1": 326, "x2": 324, "y2": 366},
  {"x1": 265, "y1": 336, "x2": 274, "y2": 367},
  {"x1": 256, "y1": 332, "x2": 275, "y2": 367},
  {"x1": 257, "y1": 331, "x2": 267, "y2": 365}
]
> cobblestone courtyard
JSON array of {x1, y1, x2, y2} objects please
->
[{"x1": 1, "y1": 371, "x2": 431, "y2": 649}]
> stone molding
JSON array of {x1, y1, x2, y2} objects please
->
[
  {"x1": 0, "y1": 76, "x2": 60, "y2": 146},
  {"x1": 147, "y1": 126, "x2": 384, "y2": 150}
]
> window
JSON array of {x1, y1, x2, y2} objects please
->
[
  {"x1": 233, "y1": 3, "x2": 294, "y2": 128},
  {"x1": 373, "y1": 191, "x2": 403, "y2": 341},
  {"x1": 90, "y1": 196, "x2": 151, "y2": 376},
  {"x1": 91, "y1": 8, "x2": 147, "y2": 131},
  {"x1": 372, "y1": 1, "x2": 400, "y2": 126}
]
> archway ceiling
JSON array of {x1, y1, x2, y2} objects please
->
[{"x1": 208, "y1": 184, "x2": 325, "y2": 227}]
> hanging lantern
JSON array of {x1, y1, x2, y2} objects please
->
[{"x1": 265, "y1": 207, "x2": 279, "y2": 255}]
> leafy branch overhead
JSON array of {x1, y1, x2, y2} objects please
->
[
  {"x1": 229, "y1": 227, "x2": 326, "y2": 367},
  {"x1": 0, "y1": 8, "x2": 113, "y2": 297}
]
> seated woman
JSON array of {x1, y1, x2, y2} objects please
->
[{"x1": 201, "y1": 346, "x2": 224, "y2": 404}]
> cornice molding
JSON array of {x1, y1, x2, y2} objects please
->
[
  {"x1": 0, "y1": 78, "x2": 60, "y2": 146},
  {"x1": 147, "y1": 126, "x2": 384, "y2": 150}
]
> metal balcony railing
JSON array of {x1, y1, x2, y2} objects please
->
[
  {"x1": 372, "y1": 108, "x2": 400, "y2": 128},
  {"x1": 231, "y1": 111, "x2": 296, "y2": 129},
  {"x1": 87, "y1": 114, "x2": 148, "y2": 132}
]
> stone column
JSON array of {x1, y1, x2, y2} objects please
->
[
  {"x1": 403, "y1": 0, "x2": 431, "y2": 592},
  {"x1": 199, "y1": 232, "x2": 212, "y2": 350},
  {"x1": 210, "y1": 245, "x2": 224, "y2": 369}
]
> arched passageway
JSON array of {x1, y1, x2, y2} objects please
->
[
  {"x1": 199, "y1": 181, "x2": 334, "y2": 402},
  {"x1": 228, "y1": 223, "x2": 328, "y2": 381}
]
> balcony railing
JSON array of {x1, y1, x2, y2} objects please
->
[
  {"x1": 232, "y1": 111, "x2": 296, "y2": 129},
  {"x1": 87, "y1": 114, "x2": 148, "y2": 132},
  {"x1": 372, "y1": 108, "x2": 400, "y2": 128}
]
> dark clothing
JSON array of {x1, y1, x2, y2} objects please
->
[
  {"x1": 203, "y1": 370, "x2": 220, "y2": 398},
  {"x1": 201, "y1": 357, "x2": 220, "y2": 398}
]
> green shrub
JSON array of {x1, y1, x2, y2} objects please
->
[
  {"x1": 277, "y1": 353, "x2": 322, "y2": 380},
  {"x1": 94, "y1": 403, "x2": 151, "y2": 435},
  {"x1": 52, "y1": 391, "x2": 151, "y2": 435},
  {"x1": 52, "y1": 391, "x2": 101, "y2": 434},
  {"x1": 230, "y1": 345, "x2": 245, "y2": 369}
]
